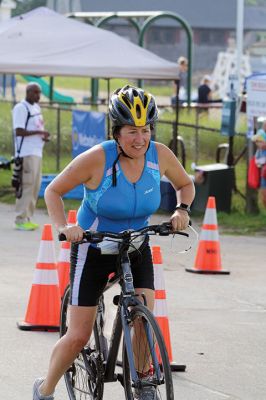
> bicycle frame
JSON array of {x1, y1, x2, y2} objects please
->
[
  {"x1": 60, "y1": 222, "x2": 188, "y2": 398},
  {"x1": 95, "y1": 239, "x2": 156, "y2": 386}
]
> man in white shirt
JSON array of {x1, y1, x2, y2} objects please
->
[{"x1": 12, "y1": 82, "x2": 50, "y2": 230}]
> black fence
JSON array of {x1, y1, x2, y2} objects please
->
[{"x1": 0, "y1": 99, "x2": 247, "y2": 174}]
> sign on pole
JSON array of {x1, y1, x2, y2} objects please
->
[
  {"x1": 72, "y1": 110, "x2": 106, "y2": 158},
  {"x1": 246, "y1": 74, "x2": 266, "y2": 137},
  {"x1": 227, "y1": 74, "x2": 239, "y2": 100}
]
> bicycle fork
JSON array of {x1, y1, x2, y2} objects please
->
[
  {"x1": 121, "y1": 303, "x2": 164, "y2": 389},
  {"x1": 96, "y1": 296, "x2": 109, "y2": 362},
  {"x1": 121, "y1": 304, "x2": 139, "y2": 384}
]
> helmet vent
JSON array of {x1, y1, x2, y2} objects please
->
[
  {"x1": 143, "y1": 95, "x2": 148, "y2": 108},
  {"x1": 133, "y1": 89, "x2": 139, "y2": 97},
  {"x1": 117, "y1": 105, "x2": 129, "y2": 120},
  {"x1": 148, "y1": 106, "x2": 155, "y2": 120},
  {"x1": 136, "y1": 104, "x2": 141, "y2": 119},
  {"x1": 122, "y1": 95, "x2": 132, "y2": 109}
]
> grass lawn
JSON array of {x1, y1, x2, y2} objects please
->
[
  {"x1": 1, "y1": 81, "x2": 266, "y2": 234},
  {"x1": 16, "y1": 75, "x2": 173, "y2": 96},
  {"x1": 1, "y1": 153, "x2": 266, "y2": 235}
]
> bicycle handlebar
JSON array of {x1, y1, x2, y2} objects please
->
[{"x1": 58, "y1": 221, "x2": 190, "y2": 243}]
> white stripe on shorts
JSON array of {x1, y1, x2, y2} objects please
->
[{"x1": 71, "y1": 242, "x2": 90, "y2": 306}]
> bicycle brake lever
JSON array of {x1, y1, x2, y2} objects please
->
[
  {"x1": 159, "y1": 221, "x2": 172, "y2": 236},
  {"x1": 160, "y1": 221, "x2": 190, "y2": 237},
  {"x1": 58, "y1": 233, "x2": 66, "y2": 241}
]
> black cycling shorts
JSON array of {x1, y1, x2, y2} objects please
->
[{"x1": 69, "y1": 239, "x2": 154, "y2": 307}]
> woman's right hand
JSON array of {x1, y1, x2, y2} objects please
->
[{"x1": 58, "y1": 225, "x2": 84, "y2": 242}]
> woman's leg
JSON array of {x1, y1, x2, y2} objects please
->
[
  {"x1": 135, "y1": 287, "x2": 154, "y2": 311},
  {"x1": 129, "y1": 245, "x2": 155, "y2": 373},
  {"x1": 39, "y1": 305, "x2": 97, "y2": 396},
  {"x1": 132, "y1": 288, "x2": 155, "y2": 373}
]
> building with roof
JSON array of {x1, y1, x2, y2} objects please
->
[{"x1": 46, "y1": 0, "x2": 266, "y2": 76}]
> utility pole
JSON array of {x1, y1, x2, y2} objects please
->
[
  {"x1": 236, "y1": 0, "x2": 244, "y2": 90},
  {"x1": 53, "y1": 0, "x2": 58, "y2": 12},
  {"x1": 236, "y1": 0, "x2": 259, "y2": 213}
]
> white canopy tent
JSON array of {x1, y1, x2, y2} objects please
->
[{"x1": 0, "y1": 7, "x2": 179, "y2": 80}]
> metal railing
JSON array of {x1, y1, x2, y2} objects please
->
[{"x1": 0, "y1": 99, "x2": 247, "y2": 173}]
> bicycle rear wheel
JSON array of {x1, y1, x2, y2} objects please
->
[
  {"x1": 122, "y1": 304, "x2": 174, "y2": 400},
  {"x1": 60, "y1": 286, "x2": 104, "y2": 400}
]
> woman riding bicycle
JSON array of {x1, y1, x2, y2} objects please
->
[{"x1": 33, "y1": 85, "x2": 195, "y2": 400}]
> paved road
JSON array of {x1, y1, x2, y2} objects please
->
[{"x1": 0, "y1": 203, "x2": 265, "y2": 400}]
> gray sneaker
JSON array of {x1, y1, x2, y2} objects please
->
[
  {"x1": 134, "y1": 385, "x2": 158, "y2": 400},
  {"x1": 33, "y1": 378, "x2": 54, "y2": 400}
]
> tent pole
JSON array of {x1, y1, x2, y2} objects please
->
[
  {"x1": 91, "y1": 78, "x2": 99, "y2": 104},
  {"x1": 107, "y1": 78, "x2": 111, "y2": 140},
  {"x1": 49, "y1": 77, "x2": 54, "y2": 103},
  {"x1": 173, "y1": 79, "x2": 180, "y2": 157}
]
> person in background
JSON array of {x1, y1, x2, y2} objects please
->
[
  {"x1": 171, "y1": 56, "x2": 188, "y2": 105},
  {"x1": 12, "y1": 82, "x2": 50, "y2": 231},
  {"x1": 252, "y1": 121, "x2": 266, "y2": 207},
  {"x1": 198, "y1": 74, "x2": 212, "y2": 104},
  {"x1": 33, "y1": 85, "x2": 195, "y2": 400}
]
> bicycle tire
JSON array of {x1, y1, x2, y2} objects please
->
[
  {"x1": 60, "y1": 286, "x2": 104, "y2": 400},
  {"x1": 122, "y1": 304, "x2": 174, "y2": 400}
]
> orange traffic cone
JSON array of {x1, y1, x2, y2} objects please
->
[
  {"x1": 186, "y1": 196, "x2": 230, "y2": 274},
  {"x1": 67, "y1": 209, "x2": 77, "y2": 225},
  {"x1": 152, "y1": 246, "x2": 186, "y2": 372},
  {"x1": 57, "y1": 210, "x2": 77, "y2": 298},
  {"x1": 17, "y1": 224, "x2": 61, "y2": 331}
]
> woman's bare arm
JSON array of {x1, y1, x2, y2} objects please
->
[{"x1": 44, "y1": 145, "x2": 104, "y2": 239}]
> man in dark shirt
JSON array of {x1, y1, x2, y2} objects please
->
[{"x1": 198, "y1": 75, "x2": 212, "y2": 103}]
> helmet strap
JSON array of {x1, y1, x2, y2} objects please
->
[
  {"x1": 117, "y1": 143, "x2": 134, "y2": 159},
  {"x1": 112, "y1": 144, "x2": 133, "y2": 187},
  {"x1": 112, "y1": 152, "x2": 122, "y2": 187},
  {"x1": 112, "y1": 139, "x2": 151, "y2": 187}
]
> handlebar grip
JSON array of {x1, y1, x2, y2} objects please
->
[{"x1": 58, "y1": 233, "x2": 67, "y2": 241}]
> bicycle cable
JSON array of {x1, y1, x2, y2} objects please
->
[{"x1": 170, "y1": 224, "x2": 199, "y2": 254}]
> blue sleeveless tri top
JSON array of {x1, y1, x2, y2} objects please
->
[{"x1": 77, "y1": 140, "x2": 161, "y2": 233}]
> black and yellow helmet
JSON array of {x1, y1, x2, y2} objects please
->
[{"x1": 109, "y1": 85, "x2": 158, "y2": 127}]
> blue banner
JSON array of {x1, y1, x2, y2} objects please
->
[{"x1": 72, "y1": 110, "x2": 106, "y2": 158}]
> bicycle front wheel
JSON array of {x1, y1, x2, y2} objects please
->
[
  {"x1": 60, "y1": 286, "x2": 104, "y2": 400},
  {"x1": 122, "y1": 305, "x2": 174, "y2": 400}
]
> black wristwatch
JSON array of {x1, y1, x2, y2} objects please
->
[{"x1": 175, "y1": 203, "x2": 191, "y2": 215}]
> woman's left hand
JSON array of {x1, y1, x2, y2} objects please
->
[{"x1": 170, "y1": 209, "x2": 190, "y2": 231}]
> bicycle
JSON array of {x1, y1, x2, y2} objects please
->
[{"x1": 59, "y1": 222, "x2": 189, "y2": 400}]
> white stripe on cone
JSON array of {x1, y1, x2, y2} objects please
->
[
  {"x1": 153, "y1": 264, "x2": 165, "y2": 290},
  {"x1": 203, "y1": 208, "x2": 218, "y2": 225},
  {"x1": 33, "y1": 269, "x2": 59, "y2": 285},
  {"x1": 153, "y1": 298, "x2": 168, "y2": 317},
  {"x1": 36, "y1": 241, "x2": 56, "y2": 263},
  {"x1": 58, "y1": 248, "x2": 70, "y2": 263},
  {"x1": 200, "y1": 229, "x2": 219, "y2": 241}
]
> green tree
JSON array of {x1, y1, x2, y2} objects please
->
[
  {"x1": 245, "y1": 0, "x2": 266, "y2": 5},
  {"x1": 11, "y1": 0, "x2": 46, "y2": 17}
]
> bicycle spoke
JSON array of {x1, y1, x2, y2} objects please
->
[
  {"x1": 60, "y1": 287, "x2": 104, "y2": 400},
  {"x1": 123, "y1": 305, "x2": 174, "y2": 400}
]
